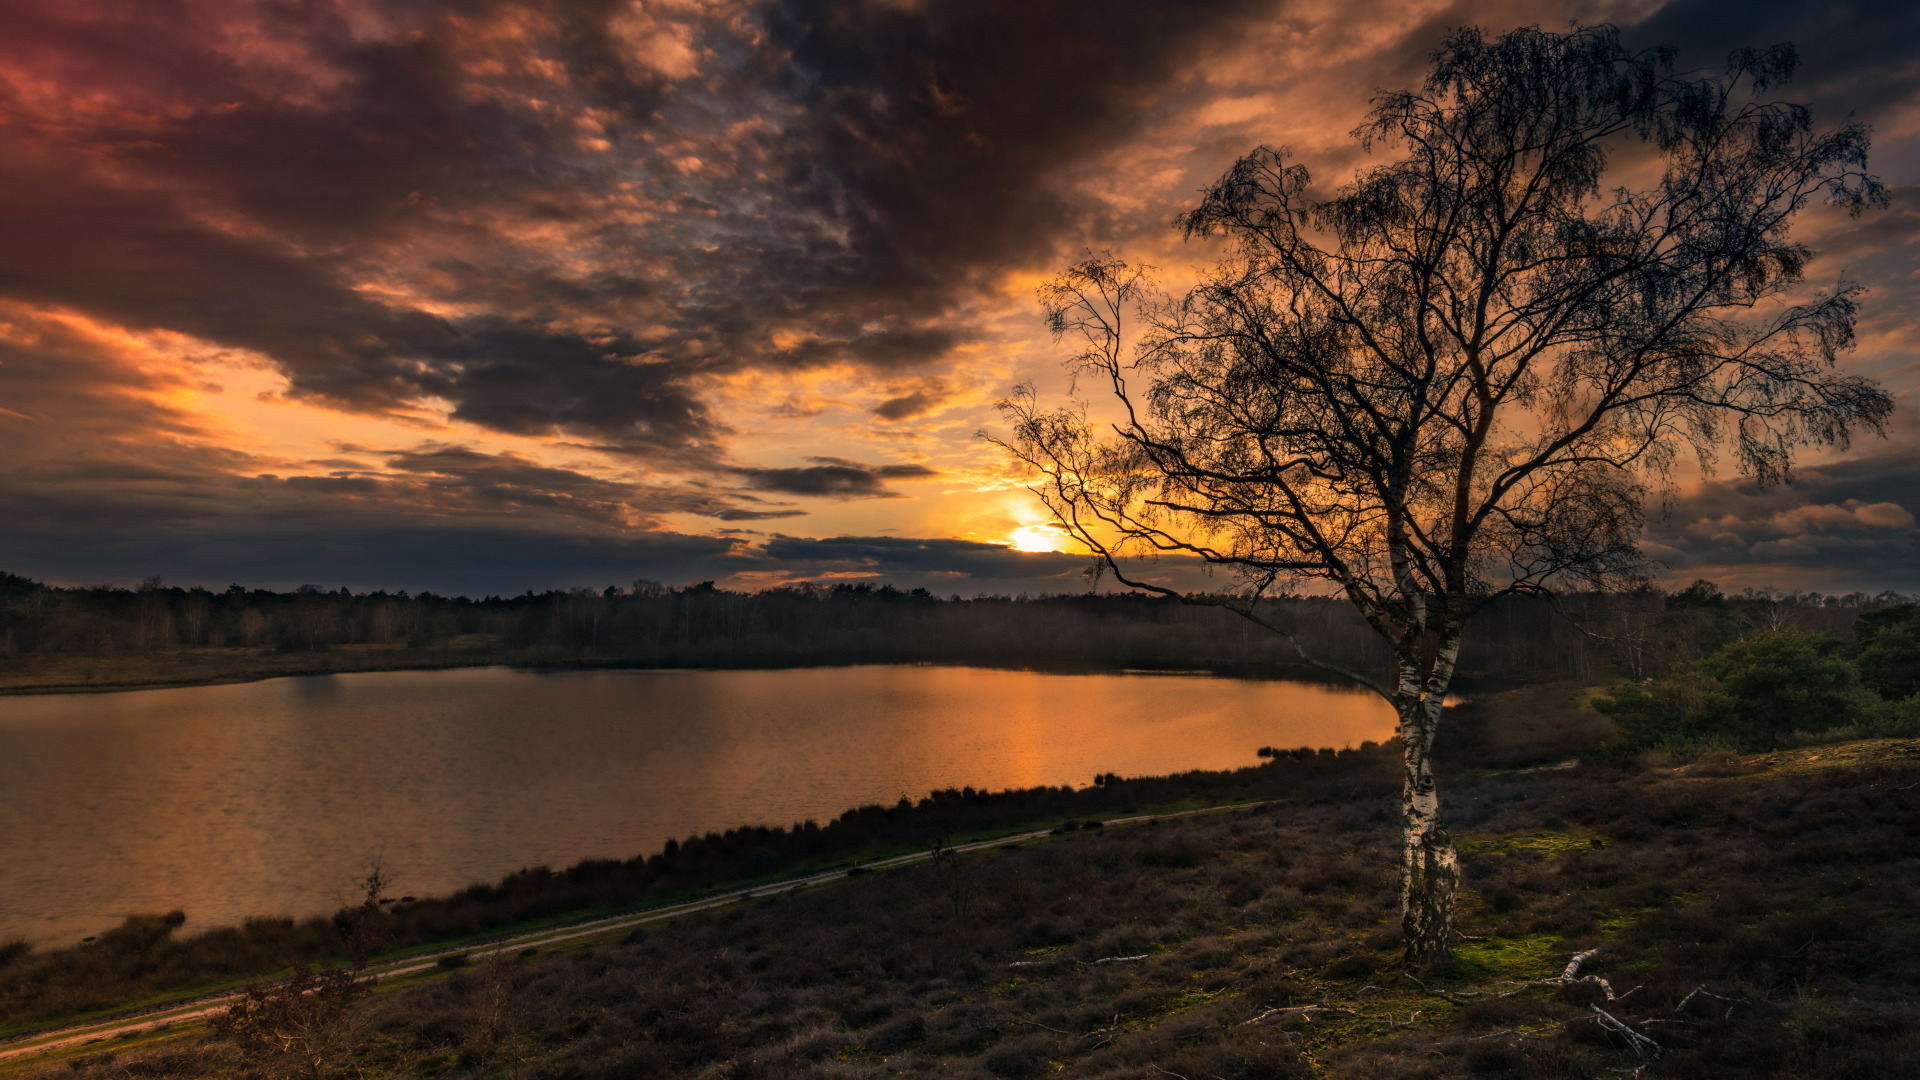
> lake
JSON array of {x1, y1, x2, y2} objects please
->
[{"x1": 0, "y1": 665, "x2": 1393, "y2": 944}]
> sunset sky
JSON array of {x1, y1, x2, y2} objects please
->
[{"x1": 1, "y1": 0, "x2": 1916, "y2": 597}]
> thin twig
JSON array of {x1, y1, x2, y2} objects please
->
[
  {"x1": 1402, "y1": 973, "x2": 1475, "y2": 1005},
  {"x1": 1078, "y1": 954, "x2": 1150, "y2": 966},
  {"x1": 1240, "y1": 1005, "x2": 1348, "y2": 1026},
  {"x1": 1014, "y1": 1018, "x2": 1073, "y2": 1036}
]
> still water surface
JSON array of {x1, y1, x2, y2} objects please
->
[{"x1": 0, "y1": 665, "x2": 1392, "y2": 943}]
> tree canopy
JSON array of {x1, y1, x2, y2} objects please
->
[{"x1": 997, "y1": 23, "x2": 1892, "y2": 963}]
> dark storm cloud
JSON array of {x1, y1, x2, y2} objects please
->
[
  {"x1": 6, "y1": 0, "x2": 1918, "y2": 596},
  {"x1": 1647, "y1": 447, "x2": 1920, "y2": 592},
  {"x1": 711, "y1": 507, "x2": 811, "y2": 522},
  {"x1": 0, "y1": 493, "x2": 753, "y2": 597},
  {"x1": 760, "y1": 535, "x2": 1090, "y2": 582},
  {"x1": 734, "y1": 458, "x2": 937, "y2": 499},
  {"x1": 763, "y1": 0, "x2": 1275, "y2": 300},
  {"x1": 873, "y1": 391, "x2": 942, "y2": 422},
  {"x1": 0, "y1": 0, "x2": 1279, "y2": 461},
  {"x1": 0, "y1": 11, "x2": 718, "y2": 456},
  {"x1": 1629, "y1": 0, "x2": 1920, "y2": 134},
  {"x1": 1611, "y1": 1, "x2": 1920, "y2": 592}
]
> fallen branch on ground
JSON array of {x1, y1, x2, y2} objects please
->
[
  {"x1": 1590, "y1": 1005, "x2": 1662, "y2": 1059},
  {"x1": 1677, "y1": 986, "x2": 1751, "y2": 1020},
  {"x1": 1240, "y1": 1005, "x2": 1352, "y2": 1026},
  {"x1": 1562, "y1": 948, "x2": 1601, "y2": 981},
  {"x1": 1496, "y1": 948, "x2": 1618, "y2": 1001}
]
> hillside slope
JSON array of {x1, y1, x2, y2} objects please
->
[{"x1": 20, "y1": 731, "x2": 1920, "y2": 1080}]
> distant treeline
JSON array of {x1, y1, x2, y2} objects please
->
[{"x1": 0, "y1": 571, "x2": 1909, "y2": 684}]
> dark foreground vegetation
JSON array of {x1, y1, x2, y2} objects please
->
[
  {"x1": 13, "y1": 720, "x2": 1919, "y2": 1079},
  {"x1": 1, "y1": 571, "x2": 1910, "y2": 693}
]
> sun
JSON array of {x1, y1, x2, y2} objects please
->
[{"x1": 1007, "y1": 524, "x2": 1067, "y2": 553}]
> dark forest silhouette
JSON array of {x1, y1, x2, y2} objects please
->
[{"x1": 0, "y1": 570, "x2": 1904, "y2": 690}]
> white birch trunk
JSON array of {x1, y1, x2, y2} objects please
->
[{"x1": 1397, "y1": 635, "x2": 1462, "y2": 966}]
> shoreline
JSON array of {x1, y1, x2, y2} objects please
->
[
  {"x1": 0, "y1": 651, "x2": 1378, "y2": 698},
  {"x1": 9, "y1": 736, "x2": 1917, "y2": 1078}
]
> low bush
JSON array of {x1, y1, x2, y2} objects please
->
[
  {"x1": 1847, "y1": 602, "x2": 1920, "y2": 701},
  {"x1": 1594, "y1": 630, "x2": 1897, "y2": 751}
]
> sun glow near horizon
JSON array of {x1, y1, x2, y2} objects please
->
[{"x1": 1006, "y1": 524, "x2": 1071, "y2": 553}]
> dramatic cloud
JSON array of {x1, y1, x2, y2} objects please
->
[
  {"x1": 1647, "y1": 446, "x2": 1920, "y2": 593},
  {"x1": 0, "y1": 0, "x2": 1914, "y2": 593},
  {"x1": 0, "y1": 0, "x2": 1273, "y2": 452},
  {"x1": 736, "y1": 458, "x2": 937, "y2": 499},
  {"x1": 761, "y1": 535, "x2": 1085, "y2": 579}
]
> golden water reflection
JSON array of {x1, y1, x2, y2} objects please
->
[{"x1": 0, "y1": 666, "x2": 1393, "y2": 944}]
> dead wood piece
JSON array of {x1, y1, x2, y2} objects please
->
[
  {"x1": 1677, "y1": 986, "x2": 1751, "y2": 1020},
  {"x1": 1590, "y1": 1005, "x2": 1662, "y2": 1059},
  {"x1": 1572, "y1": 974, "x2": 1617, "y2": 1001},
  {"x1": 1561, "y1": 947, "x2": 1602, "y2": 981},
  {"x1": 1084, "y1": 954, "x2": 1149, "y2": 965},
  {"x1": 1240, "y1": 1005, "x2": 1348, "y2": 1026}
]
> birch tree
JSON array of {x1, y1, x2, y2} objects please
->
[{"x1": 995, "y1": 24, "x2": 1891, "y2": 965}]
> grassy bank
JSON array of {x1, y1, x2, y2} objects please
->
[
  {"x1": 1, "y1": 736, "x2": 1417, "y2": 1034},
  {"x1": 13, "y1": 735, "x2": 1919, "y2": 1079},
  {"x1": 10, "y1": 683, "x2": 1917, "y2": 1078},
  {"x1": 0, "y1": 681, "x2": 1603, "y2": 1036},
  {"x1": 0, "y1": 678, "x2": 1606, "y2": 1032}
]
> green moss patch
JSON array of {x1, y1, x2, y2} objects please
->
[
  {"x1": 1449, "y1": 934, "x2": 1564, "y2": 981},
  {"x1": 1458, "y1": 829, "x2": 1603, "y2": 860}
]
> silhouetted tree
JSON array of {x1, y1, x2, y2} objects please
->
[{"x1": 998, "y1": 24, "x2": 1892, "y2": 963}]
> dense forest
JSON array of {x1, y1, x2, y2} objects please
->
[{"x1": 0, "y1": 571, "x2": 1907, "y2": 688}]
